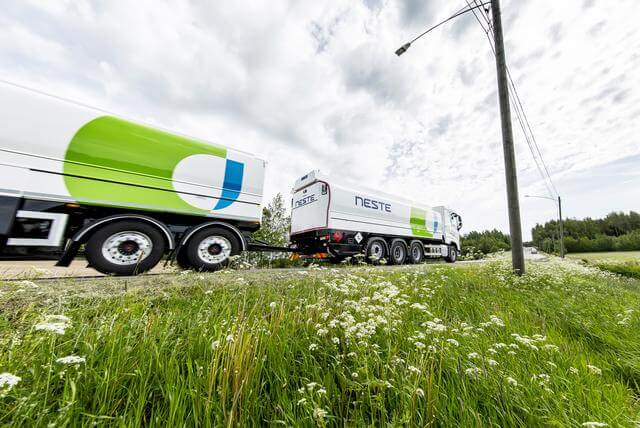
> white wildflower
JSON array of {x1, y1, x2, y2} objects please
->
[
  {"x1": 587, "y1": 364, "x2": 602, "y2": 375},
  {"x1": 414, "y1": 341, "x2": 426, "y2": 350},
  {"x1": 351, "y1": 372, "x2": 358, "y2": 378},
  {"x1": 407, "y1": 365, "x2": 422, "y2": 375},
  {"x1": 317, "y1": 328, "x2": 329, "y2": 336},
  {"x1": 34, "y1": 322, "x2": 67, "y2": 335},
  {"x1": 569, "y1": 367, "x2": 579, "y2": 375},
  {"x1": 56, "y1": 355, "x2": 86, "y2": 365},
  {"x1": 446, "y1": 338, "x2": 459, "y2": 347},
  {"x1": 313, "y1": 408, "x2": 328, "y2": 420},
  {"x1": 317, "y1": 387, "x2": 327, "y2": 395},
  {"x1": 331, "y1": 337, "x2": 340, "y2": 345},
  {"x1": 490, "y1": 315, "x2": 505, "y2": 327},
  {"x1": 581, "y1": 422, "x2": 607, "y2": 428},
  {"x1": 211, "y1": 340, "x2": 221, "y2": 350},
  {"x1": 306, "y1": 382, "x2": 319, "y2": 391},
  {"x1": 506, "y1": 376, "x2": 518, "y2": 386},
  {"x1": 297, "y1": 398, "x2": 307, "y2": 405},
  {"x1": 467, "y1": 352, "x2": 480, "y2": 360},
  {"x1": 465, "y1": 367, "x2": 483, "y2": 378},
  {"x1": 269, "y1": 301, "x2": 277, "y2": 309},
  {"x1": 309, "y1": 343, "x2": 318, "y2": 351},
  {"x1": 543, "y1": 344, "x2": 559, "y2": 352},
  {"x1": 226, "y1": 335, "x2": 234, "y2": 343},
  {"x1": 487, "y1": 359, "x2": 498, "y2": 367},
  {"x1": 415, "y1": 388, "x2": 425, "y2": 397},
  {"x1": 0, "y1": 373, "x2": 21, "y2": 390}
]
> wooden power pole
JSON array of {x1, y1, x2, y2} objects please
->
[{"x1": 490, "y1": 0, "x2": 525, "y2": 275}]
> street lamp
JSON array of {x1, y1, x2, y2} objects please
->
[
  {"x1": 525, "y1": 195, "x2": 564, "y2": 258},
  {"x1": 395, "y1": 0, "x2": 526, "y2": 275}
]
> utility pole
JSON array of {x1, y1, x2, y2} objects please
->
[
  {"x1": 394, "y1": 0, "x2": 525, "y2": 274},
  {"x1": 558, "y1": 196, "x2": 564, "y2": 258},
  {"x1": 490, "y1": 0, "x2": 525, "y2": 275}
]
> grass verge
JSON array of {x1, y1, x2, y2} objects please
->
[{"x1": 1, "y1": 260, "x2": 639, "y2": 426}]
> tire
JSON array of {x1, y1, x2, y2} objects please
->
[
  {"x1": 445, "y1": 245, "x2": 458, "y2": 263},
  {"x1": 389, "y1": 239, "x2": 408, "y2": 265},
  {"x1": 175, "y1": 248, "x2": 192, "y2": 270},
  {"x1": 85, "y1": 220, "x2": 166, "y2": 276},
  {"x1": 185, "y1": 227, "x2": 241, "y2": 271},
  {"x1": 365, "y1": 237, "x2": 387, "y2": 263},
  {"x1": 409, "y1": 240, "x2": 425, "y2": 264}
]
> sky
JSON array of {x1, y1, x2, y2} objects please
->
[{"x1": 1, "y1": 0, "x2": 638, "y2": 240}]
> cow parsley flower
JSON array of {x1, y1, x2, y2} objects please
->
[
  {"x1": 569, "y1": 367, "x2": 579, "y2": 375},
  {"x1": 487, "y1": 359, "x2": 498, "y2": 367},
  {"x1": 408, "y1": 365, "x2": 422, "y2": 375},
  {"x1": 587, "y1": 364, "x2": 602, "y2": 375},
  {"x1": 465, "y1": 367, "x2": 482, "y2": 378},
  {"x1": 581, "y1": 423, "x2": 608, "y2": 428},
  {"x1": 309, "y1": 343, "x2": 318, "y2": 351},
  {"x1": 415, "y1": 388, "x2": 425, "y2": 397},
  {"x1": 0, "y1": 373, "x2": 21, "y2": 390},
  {"x1": 506, "y1": 376, "x2": 518, "y2": 386},
  {"x1": 211, "y1": 340, "x2": 221, "y2": 350},
  {"x1": 56, "y1": 355, "x2": 86, "y2": 365},
  {"x1": 468, "y1": 352, "x2": 480, "y2": 360},
  {"x1": 34, "y1": 322, "x2": 68, "y2": 335},
  {"x1": 446, "y1": 338, "x2": 459, "y2": 347},
  {"x1": 313, "y1": 408, "x2": 328, "y2": 420},
  {"x1": 269, "y1": 302, "x2": 277, "y2": 309}
]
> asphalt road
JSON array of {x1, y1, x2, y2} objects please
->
[{"x1": 0, "y1": 258, "x2": 485, "y2": 280}]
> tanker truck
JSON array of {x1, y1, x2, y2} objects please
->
[
  {"x1": 289, "y1": 171, "x2": 462, "y2": 264},
  {"x1": 0, "y1": 81, "x2": 266, "y2": 275}
]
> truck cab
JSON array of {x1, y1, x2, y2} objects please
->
[{"x1": 434, "y1": 206, "x2": 463, "y2": 253}]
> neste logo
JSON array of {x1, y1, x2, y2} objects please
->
[{"x1": 355, "y1": 196, "x2": 391, "y2": 213}]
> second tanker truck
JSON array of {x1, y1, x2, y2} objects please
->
[{"x1": 289, "y1": 171, "x2": 462, "y2": 264}]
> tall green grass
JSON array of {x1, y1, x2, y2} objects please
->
[{"x1": 1, "y1": 260, "x2": 639, "y2": 426}]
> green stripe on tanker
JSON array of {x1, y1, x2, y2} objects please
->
[
  {"x1": 410, "y1": 207, "x2": 433, "y2": 238},
  {"x1": 63, "y1": 116, "x2": 226, "y2": 214}
]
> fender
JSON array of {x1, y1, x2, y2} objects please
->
[
  {"x1": 178, "y1": 221, "x2": 247, "y2": 252},
  {"x1": 56, "y1": 214, "x2": 175, "y2": 267}
]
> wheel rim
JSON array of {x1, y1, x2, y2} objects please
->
[
  {"x1": 393, "y1": 245, "x2": 405, "y2": 261},
  {"x1": 412, "y1": 246, "x2": 421, "y2": 260},
  {"x1": 370, "y1": 242, "x2": 384, "y2": 259},
  {"x1": 197, "y1": 236, "x2": 232, "y2": 264},
  {"x1": 101, "y1": 231, "x2": 152, "y2": 265}
]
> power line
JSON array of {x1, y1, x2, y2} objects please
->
[
  {"x1": 473, "y1": 0, "x2": 558, "y2": 197},
  {"x1": 467, "y1": 0, "x2": 558, "y2": 198}
]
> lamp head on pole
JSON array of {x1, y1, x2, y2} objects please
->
[{"x1": 395, "y1": 43, "x2": 411, "y2": 56}]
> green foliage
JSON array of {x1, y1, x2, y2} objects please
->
[
  {"x1": 461, "y1": 229, "x2": 510, "y2": 258},
  {"x1": 243, "y1": 193, "x2": 298, "y2": 268},
  {"x1": 532, "y1": 211, "x2": 640, "y2": 253},
  {"x1": 1, "y1": 260, "x2": 639, "y2": 426},
  {"x1": 595, "y1": 261, "x2": 640, "y2": 279}
]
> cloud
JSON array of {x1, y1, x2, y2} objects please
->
[{"x1": 0, "y1": 0, "x2": 638, "y2": 240}]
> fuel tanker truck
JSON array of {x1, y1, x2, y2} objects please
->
[
  {"x1": 0, "y1": 81, "x2": 462, "y2": 275},
  {"x1": 289, "y1": 171, "x2": 462, "y2": 264},
  {"x1": 0, "y1": 81, "x2": 266, "y2": 275}
]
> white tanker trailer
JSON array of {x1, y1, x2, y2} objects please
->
[
  {"x1": 0, "y1": 82, "x2": 463, "y2": 275},
  {"x1": 289, "y1": 171, "x2": 462, "y2": 264}
]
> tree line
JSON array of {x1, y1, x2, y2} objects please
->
[{"x1": 532, "y1": 211, "x2": 640, "y2": 253}]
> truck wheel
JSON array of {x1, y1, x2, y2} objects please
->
[
  {"x1": 389, "y1": 240, "x2": 408, "y2": 265},
  {"x1": 365, "y1": 238, "x2": 387, "y2": 263},
  {"x1": 445, "y1": 245, "x2": 457, "y2": 263},
  {"x1": 185, "y1": 228, "x2": 241, "y2": 271},
  {"x1": 409, "y1": 240, "x2": 424, "y2": 264},
  {"x1": 85, "y1": 220, "x2": 166, "y2": 276}
]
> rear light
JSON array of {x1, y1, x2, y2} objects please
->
[
  {"x1": 319, "y1": 234, "x2": 330, "y2": 241},
  {"x1": 332, "y1": 231, "x2": 344, "y2": 243}
]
